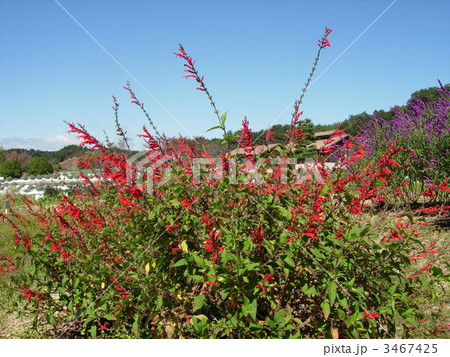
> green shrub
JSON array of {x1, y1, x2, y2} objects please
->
[
  {"x1": 27, "y1": 157, "x2": 53, "y2": 176},
  {"x1": 0, "y1": 159, "x2": 24, "y2": 179}
]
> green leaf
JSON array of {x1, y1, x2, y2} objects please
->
[
  {"x1": 89, "y1": 325, "x2": 97, "y2": 338},
  {"x1": 272, "y1": 205, "x2": 292, "y2": 220},
  {"x1": 192, "y1": 253, "x2": 206, "y2": 268},
  {"x1": 284, "y1": 256, "x2": 295, "y2": 268},
  {"x1": 321, "y1": 300, "x2": 331, "y2": 320},
  {"x1": 106, "y1": 314, "x2": 116, "y2": 321},
  {"x1": 388, "y1": 284, "x2": 398, "y2": 295},
  {"x1": 243, "y1": 298, "x2": 257, "y2": 321},
  {"x1": 206, "y1": 125, "x2": 223, "y2": 133},
  {"x1": 321, "y1": 184, "x2": 331, "y2": 195},
  {"x1": 193, "y1": 294, "x2": 206, "y2": 312},
  {"x1": 220, "y1": 111, "x2": 229, "y2": 126},
  {"x1": 48, "y1": 315, "x2": 56, "y2": 326},
  {"x1": 173, "y1": 258, "x2": 188, "y2": 267},
  {"x1": 338, "y1": 297, "x2": 348, "y2": 309},
  {"x1": 327, "y1": 281, "x2": 337, "y2": 306},
  {"x1": 337, "y1": 309, "x2": 346, "y2": 319},
  {"x1": 219, "y1": 289, "x2": 230, "y2": 300},
  {"x1": 169, "y1": 199, "x2": 180, "y2": 207},
  {"x1": 274, "y1": 310, "x2": 285, "y2": 324},
  {"x1": 73, "y1": 277, "x2": 80, "y2": 288},
  {"x1": 310, "y1": 248, "x2": 326, "y2": 260},
  {"x1": 132, "y1": 314, "x2": 140, "y2": 337},
  {"x1": 180, "y1": 240, "x2": 189, "y2": 253}
]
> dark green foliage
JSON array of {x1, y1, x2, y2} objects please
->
[
  {"x1": 0, "y1": 159, "x2": 24, "y2": 179},
  {"x1": 408, "y1": 83, "x2": 450, "y2": 104},
  {"x1": 4, "y1": 145, "x2": 89, "y2": 164},
  {"x1": 313, "y1": 123, "x2": 339, "y2": 133},
  {"x1": 27, "y1": 157, "x2": 54, "y2": 176}
]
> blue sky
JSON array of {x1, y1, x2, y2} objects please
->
[{"x1": 0, "y1": 0, "x2": 449, "y2": 150}]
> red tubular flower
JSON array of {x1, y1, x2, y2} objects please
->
[
  {"x1": 98, "y1": 322, "x2": 108, "y2": 331},
  {"x1": 166, "y1": 224, "x2": 179, "y2": 231},
  {"x1": 18, "y1": 285, "x2": 45, "y2": 304},
  {"x1": 200, "y1": 215, "x2": 214, "y2": 227},
  {"x1": 318, "y1": 38, "x2": 331, "y2": 48},
  {"x1": 0, "y1": 254, "x2": 16, "y2": 276},
  {"x1": 318, "y1": 27, "x2": 333, "y2": 49},
  {"x1": 256, "y1": 284, "x2": 266, "y2": 294},
  {"x1": 256, "y1": 274, "x2": 275, "y2": 294},
  {"x1": 363, "y1": 310, "x2": 379, "y2": 319},
  {"x1": 67, "y1": 123, "x2": 105, "y2": 151},
  {"x1": 174, "y1": 44, "x2": 207, "y2": 92}
]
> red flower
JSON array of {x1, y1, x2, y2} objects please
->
[
  {"x1": 363, "y1": 310, "x2": 379, "y2": 319},
  {"x1": 238, "y1": 118, "x2": 254, "y2": 156},
  {"x1": 204, "y1": 229, "x2": 224, "y2": 263},
  {"x1": 98, "y1": 322, "x2": 108, "y2": 331},
  {"x1": 250, "y1": 226, "x2": 265, "y2": 246},
  {"x1": 256, "y1": 284, "x2": 266, "y2": 294},
  {"x1": 318, "y1": 38, "x2": 331, "y2": 48},
  {"x1": 256, "y1": 274, "x2": 275, "y2": 294},
  {"x1": 166, "y1": 224, "x2": 179, "y2": 231}
]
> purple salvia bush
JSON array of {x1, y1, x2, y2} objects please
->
[{"x1": 356, "y1": 81, "x2": 450, "y2": 206}]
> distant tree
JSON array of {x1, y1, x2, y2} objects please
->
[
  {"x1": 4, "y1": 150, "x2": 33, "y2": 167},
  {"x1": 300, "y1": 118, "x2": 315, "y2": 141},
  {"x1": 340, "y1": 112, "x2": 372, "y2": 136},
  {"x1": 54, "y1": 145, "x2": 89, "y2": 162},
  {"x1": 374, "y1": 109, "x2": 396, "y2": 121},
  {"x1": 27, "y1": 157, "x2": 54, "y2": 176},
  {"x1": 291, "y1": 119, "x2": 317, "y2": 161},
  {"x1": 314, "y1": 123, "x2": 339, "y2": 133},
  {"x1": 0, "y1": 147, "x2": 5, "y2": 163},
  {"x1": 0, "y1": 159, "x2": 24, "y2": 179},
  {"x1": 408, "y1": 83, "x2": 450, "y2": 104}
]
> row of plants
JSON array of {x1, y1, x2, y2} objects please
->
[{"x1": 0, "y1": 27, "x2": 448, "y2": 339}]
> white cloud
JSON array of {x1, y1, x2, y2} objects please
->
[{"x1": 0, "y1": 135, "x2": 79, "y2": 151}]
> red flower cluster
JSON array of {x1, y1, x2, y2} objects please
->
[
  {"x1": 256, "y1": 273, "x2": 275, "y2": 294},
  {"x1": 318, "y1": 27, "x2": 333, "y2": 48},
  {"x1": 238, "y1": 118, "x2": 254, "y2": 156},
  {"x1": 204, "y1": 229, "x2": 224, "y2": 263},
  {"x1": 363, "y1": 310, "x2": 379, "y2": 319},
  {"x1": 250, "y1": 226, "x2": 265, "y2": 246},
  {"x1": 18, "y1": 285, "x2": 45, "y2": 304}
]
